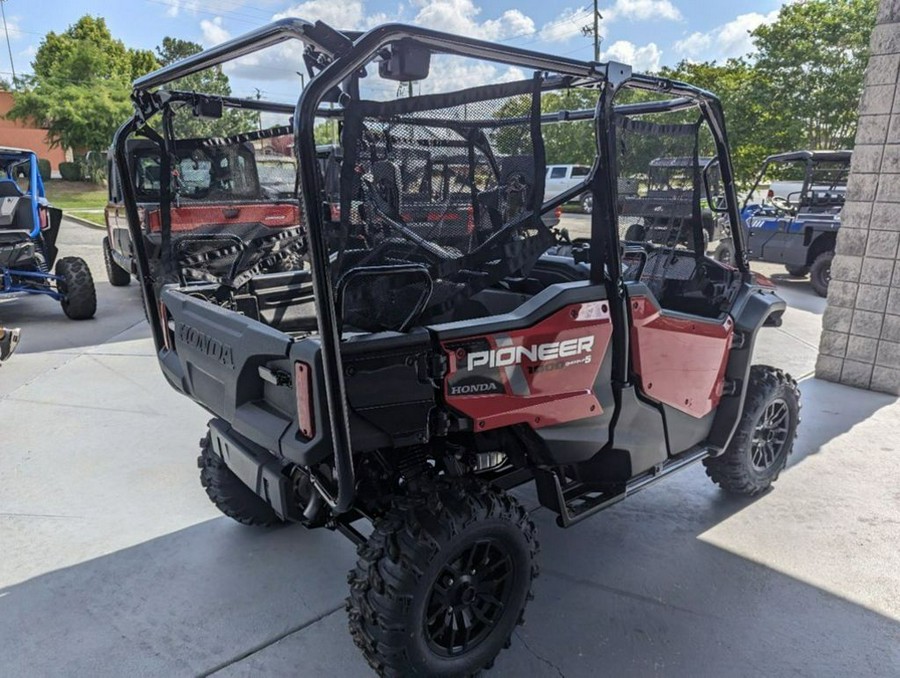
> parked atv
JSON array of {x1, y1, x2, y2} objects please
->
[
  {"x1": 741, "y1": 150, "x2": 850, "y2": 297},
  {"x1": 0, "y1": 148, "x2": 96, "y2": 319},
  {"x1": 115, "y1": 19, "x2": 800, "y2": 677},
  {"x1": 620, "y1": 156, "x2": 732, "y2": 260}
]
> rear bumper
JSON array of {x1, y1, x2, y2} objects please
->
[{"x1": 206, "y1": 418, "x2": 298, "y2": 521}]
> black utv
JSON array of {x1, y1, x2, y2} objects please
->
[
  {"x1": 114, "y1": 18, "x2": 801, "y2": 677},
  {"x1": 741, "y1": 150, "x2": 850, "y2": 297}
]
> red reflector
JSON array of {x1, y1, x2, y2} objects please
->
[{"x1": 295, "y1": 361, "x2": 315, "y2": 439}]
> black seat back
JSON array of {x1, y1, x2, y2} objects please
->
[{"x1": 0, "y1": 180, "x2": 22, "y2": 198}]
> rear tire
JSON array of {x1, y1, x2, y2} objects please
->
[
  {"x1": 784, "y1": 264, "x2": 809, "y2": 278},
  {"x1": 704, "y1": 366, "x2": 800, "y2": 496},
  {"x1": 348, "y1": 479, "x2": 539, "y2": 677},
  {"x1": 103, "y1": 236, "x2": 131, "y2": 286},
  {"x1": 56, "y1": 257, "x2": 97, "y2": 320},
  {"x1": 198, "y1": 433, "x2": 283, "y2": 527},
  {"x1": 809, "y1": 251, "x2": 833, "y2": 297}
]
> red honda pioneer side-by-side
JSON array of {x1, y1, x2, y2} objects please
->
[{"x1": 114, "y1": 19, "x2": 800, "y2": 677}]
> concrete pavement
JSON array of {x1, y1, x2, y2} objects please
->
[{"x1": 0, "y1": 218, "x2": 897, "y2": 677}]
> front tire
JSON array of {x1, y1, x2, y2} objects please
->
[
  {"x1": 56, "y1": 257, "x2": 97, "y2": 320},
  {"x1": 348, "y1": 480, "x2": 539, "y2": 677},
  {"x1": 580, "y1": 193, "x2": 593, "y2": 214},
  {"x1": 103, "y1": 236, "x2": 131, "y2": 286},
  {"x1": 198, "y1": 433, "x2": 283, "y2": 527},
  {"x1": 809, "y1": 251, "x2": 833, "y2": 297},
  {"x1": 713, "y1": 238, "x2": 735, "y2": 265},
  {"x1": 704, "y1": 366, "x2": 800, "y2": 496},
  {"x1": 624, "y1": 223, "x2": 646, "y2": 242},
  {"x1": 784, "y1": 264, "x2": 809, "y2": 278}
]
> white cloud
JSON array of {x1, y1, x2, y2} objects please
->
[
  {"x1": 603, "y1": 0, "x2": 682, "y2": 23},
  {"x1": 539, "y1": 7, "x2": 596, "y2": 43},
  {"x1": 274, "y1": 0, "x2": 367, "y2": 29},
  {"x1": 162, "y1": 0, "x2": 203, "y2": 18},
  {"x1": 601, "y1": 40, "x2": 661, "y2": 72},
  {"x1": 674, "y1": 10, "x2": 778, "y2": 61},
  {"x1": 540, "y1": 0, "x2": 680, "y2": 45},
  {"x1": 3, "y1": 15, "x2": 24, "y2": 40},
  {"x1": 410, "y1": 0, "x2": 535, "y2": 41},
  {"x1": 200, "y1": 17, "x2": 231, "y2": 46}
]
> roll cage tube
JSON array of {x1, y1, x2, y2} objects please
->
[
  {"x1": 292, "y1": 25, "x2": 628, "y2": 514},
  {"x1": 112, "y1": 116, "x2": 165, "y2": 346}
]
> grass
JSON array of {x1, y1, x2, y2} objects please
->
[{"x1": 44, "y1": 180, "x2": 107, "y2": 226}]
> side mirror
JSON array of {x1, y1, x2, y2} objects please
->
[
  {"x1": 378, "y1": 40, "x2": 431, "y2": 82},
  {"x1": 702, "y1": 159, "x2": 729, "y2": 214}
]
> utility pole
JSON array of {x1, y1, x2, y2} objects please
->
[
  {"x1": 0, "y1": 0, "x2": 16, "y2": 88},
  {"x1": 253, "y1": 87, "x2": 263, "y2": 131},
  {"x1": 581, "y1": 1, "x2": 603, "y2": 62}
]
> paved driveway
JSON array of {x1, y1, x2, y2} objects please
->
[{"x1": 1, "y1": 218, "x2": 897, "y2": 677}]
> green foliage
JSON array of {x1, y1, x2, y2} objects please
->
[
  {"x1": 37, "y1": 159, "x2": 51, "y2": 181},
  {"x1": 7, "y1": 16, "x2": 160, "y2": 153},
  {"x1": 156, "y1": 37, "x2": 257, "y2": 138},
  {"x1": 751, "y1": 0, "x2": 876, "y2": 152},
  {"x1": 58, "y1": 161, "x2": 82, "y2": 181}
]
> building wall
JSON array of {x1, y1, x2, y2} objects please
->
[
  {"x1": 0, "y1": 91, "x2": 69, "y2": 173},
  {"x1": 815, "y1": 0, "x2": 900, "y2": 395}
]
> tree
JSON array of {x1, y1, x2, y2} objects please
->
[
  {"x1": 751, "y1": 0, "x2": 877, "y2": 152},
  {"x1": 7, "y1": 16, "x2": 158, "y2": 153},
  {"x1": 155, "y1": 37, "x2": 256, "y2": 138}
]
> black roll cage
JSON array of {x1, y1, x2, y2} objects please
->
[
  {"x1": 742, "y1": 149, "x2": 853, "y2": 211},
  {"x1": 115, "y1": 18, "x2": 749, "y2": 515}
]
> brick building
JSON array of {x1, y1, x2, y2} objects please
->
[
  {"x1": 0, "y1": 90, "x2": 70, "y2": 175},
  {"x1": 816, "y1": 0, "x2": 900, "y2": 395}
]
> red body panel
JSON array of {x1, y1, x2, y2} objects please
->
[
  {"x1": 442, "y1": 302, "x2": 613, "y2": 431},
  {"x1": 629, "y1": 296, "x2": 732, "y2": 418},
  {"x1": 146, "y1": 203, "x2": 300, "y2": 233}
]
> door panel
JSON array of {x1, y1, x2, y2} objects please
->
[{"x1": 628, "y1": 292, "x2": 732, "y2": 418}]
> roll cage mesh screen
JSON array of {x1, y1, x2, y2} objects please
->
[
  {"x1": 143, "y1": 124, "x2": 306, "y2": 287},
  {"x1": 614, "y1": 114, "x2": 705, "y2": 296},
  {"x1": 333, "y1": 76, "x2": 554, "y2": 332}
]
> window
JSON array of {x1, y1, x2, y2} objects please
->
[
  {"x1": 571, "y1": 166, "x2": 590, "y2": 177},
  {"x1": 549, "y1": 166, "x2": 567, "y2": 179}
]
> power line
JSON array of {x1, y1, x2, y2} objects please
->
[{"x1": 0, "y1": 0, "x2": 16, "y2": 87}]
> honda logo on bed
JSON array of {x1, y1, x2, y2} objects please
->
[
  {"x1": 466, "y1": 336, "x2": 595, "y2": 371},
  {"x1": 177, "y1": 323, "x2": 235, "y2": 368}
]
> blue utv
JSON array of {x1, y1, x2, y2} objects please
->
[
  {"x1": 740, "y1": 150, "x2": 850, "y2": 297},
  {"x1": 0, "y1": 148, "x2": 96, "y2": 319}
]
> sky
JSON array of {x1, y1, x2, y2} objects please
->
[{"x1": 2, "y1": 0, "x2": 797, "y2": 101}]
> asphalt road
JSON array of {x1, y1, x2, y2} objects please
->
[{"x1": 0, "y1": 217, "x2": 897, "y2": 677}]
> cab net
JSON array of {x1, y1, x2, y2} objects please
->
[
  {"x1": 613, "y1": 114, "x2": 706, "y2": 296},
  {"x1": 332, "y1": 76, "x2": 554, "y2": 331}
]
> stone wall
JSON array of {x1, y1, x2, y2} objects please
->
[{"x1": 815, "y1": 0, "x2": 900, "y2": 395}]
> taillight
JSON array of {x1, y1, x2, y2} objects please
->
[
  {"x1": 295, "y1": 361, "x2": 315, "y2": 439},
  {"x1": 554, "y1": 206, "x2": 562, "y2": 220},
  {"x1": 466, "y1": 205, "x2": 475, "y2": 233}
]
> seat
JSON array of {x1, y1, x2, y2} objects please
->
[{"x1": 0, "y1": 180, "x2": 23, "y2": 198}]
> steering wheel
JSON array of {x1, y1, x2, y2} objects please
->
[{"x1": 770, "y1": 195, "x2": 793, "y2": 212}]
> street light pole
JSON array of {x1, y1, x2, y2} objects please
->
[
  {"x1": 0, "y1": 0, "x2": 16, "y2": 88},
  {"x1": 593, "y1": 0, "x2": 599, "y2": 62}
]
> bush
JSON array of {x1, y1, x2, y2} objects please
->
[
  {"x1": 58, "y1": 162, "x2": 82, "y2": 181},
  {"x1": 38, "y1": 158, "x2": 51, "y2": 182}
]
